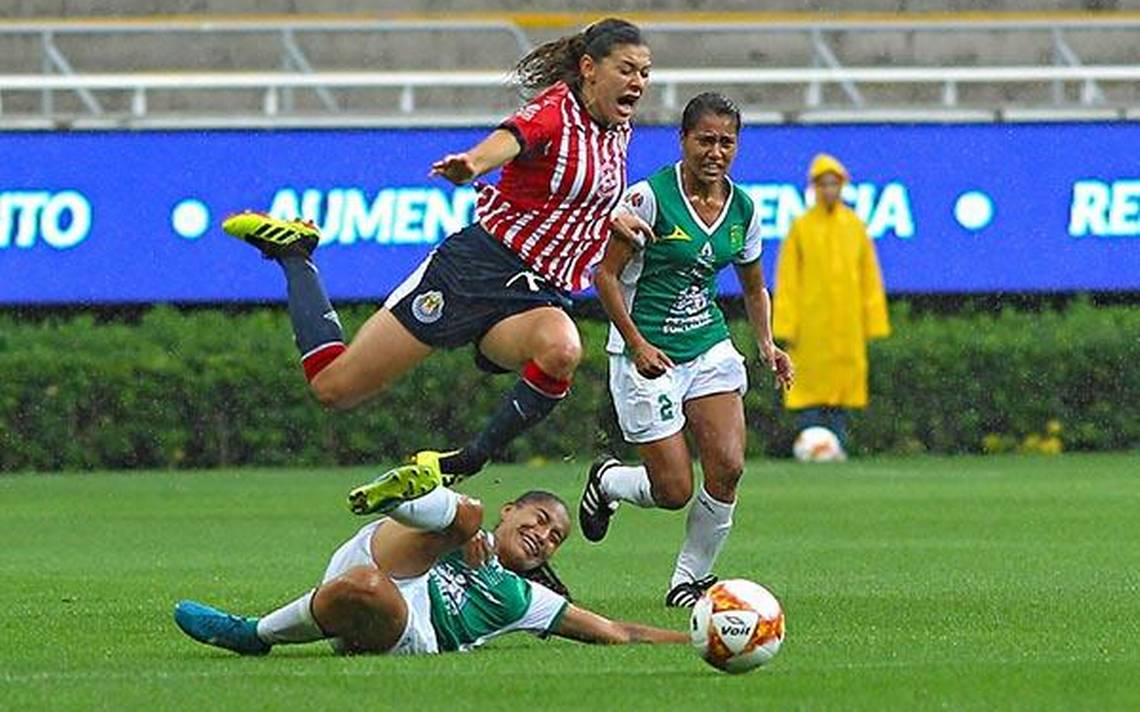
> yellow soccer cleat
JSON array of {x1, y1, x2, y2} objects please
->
[
  {"x1": 347, "y1": 451, "x2": 445, "y2": 516},
  {"x1": 221, "y1": 211, "x2": 320, "y2": 258}
]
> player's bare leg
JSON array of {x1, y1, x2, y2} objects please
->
[
  {"x1": 476, "y1": 306, "x2": 581, "y2": 378},
  {"x1": 309, "y1": 566, "x2": 410, "y2": 653},
  {"x1": 223, "y1": 213, "x2": 434, "y2": 408},
  {"x1": 368, "y1": 495, "x2": 485, "y2": 577},
  {"x1": 685, "y1": 392, "x2": 746, "y2": 502},
  {"x1": 580, "y1": 432, "x2": 692, "y2": 543},
  {"x1": 665, "y1": 391, "x2": 746, "y2": 605},
  {"x1": 312, "y1": 494, "x2": 483, "y2": 653},
  {"x1": 175, "y1": 485, "x2": 482, "y2": 656},
  {"x1": 309, "y1": 309, "x2": 433, "y2": 411},
  {"x1": 639, "y1": 435, "x2": 697, "y2": 510},
  {"x1": 431, "y1": 307, "x2": 580, "y2": 483}
]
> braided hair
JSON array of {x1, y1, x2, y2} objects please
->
[{"x1": 512, "y1": 18, "x2": 645, "y2": 98}]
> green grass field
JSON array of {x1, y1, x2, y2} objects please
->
[{"x1": 2, "y1": 454, "x2": 1138, "y2": 711}]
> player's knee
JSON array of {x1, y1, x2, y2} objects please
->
[
  {"x1": 705, "y1": 455, "x2": 744, "y2": 499},
  {"x1": 327, "y1": 567, "x2": 390, "y2": 606},
  {"x1": 309, "y1": 370, "x2": 348, "y2": 410},
  {"x1": 652, "y1": 478, "x2": 693, "y2": 510},
  {"x1": 534, "y1": 337, "x2": 581, "y2": 379},
  {"x1": 450, "y1": 496, "x2": 484, "y2": 541},
  {"x1": 310, "y1": 369, "x2": 376, "y2": 411},
  {"x1": 718, "y1": 457, "x2": 745, "y2": 487}
]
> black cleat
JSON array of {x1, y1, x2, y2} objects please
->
[
  {"x1": 664, "y1": 575, "x2": 719, "y2": 608},
  {"x1": 579, "y1": 457, "x2": 620, "y2": 543},
  {"x1": 436, "y1": 448, "x2": 485, "y2": 488}
]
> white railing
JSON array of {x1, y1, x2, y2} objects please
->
[
  {"x1": 0, "y1": 17, "x2": 532, "y2": 118},
  {"x1": 1, "y1": 66, "x2": 1138, "y2": 125},
  {"x1": 637, "y1": 15, "x2": 1140, "y2": 108},
  {"x1": 1, "y1": 14, "x2": 1139, "y2": 126}
]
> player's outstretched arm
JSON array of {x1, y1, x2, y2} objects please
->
[
  {"x1": 429, "y1": 129, "x2": 522, "y2": 185},
  {"x1": 551, "y1": 604, "x2": 688, "y2": 645}
]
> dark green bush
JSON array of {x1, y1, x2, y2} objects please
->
[{"x1": 1, "y1": 301, "x2": 1136, "y2": 472}]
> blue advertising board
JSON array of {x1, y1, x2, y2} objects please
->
[{"x1": 0, "y1": 123, "x2": 1138, "y2": 304}]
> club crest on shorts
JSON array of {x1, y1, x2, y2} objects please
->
[{"x1": 411, "y1": 290, "x2": 445, "y2": 323}]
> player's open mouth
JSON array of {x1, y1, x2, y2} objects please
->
[{"x1": 615, "y1": 93, "x2": 640, "y2": 115}]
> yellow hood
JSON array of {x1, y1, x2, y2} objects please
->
[{"x1": 809, "y1": 153, "x2": 849, "y2": 182}]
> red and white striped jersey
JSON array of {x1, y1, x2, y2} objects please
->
[{"x1": 475, "y1": 81, "x2": 631, "y2": 293}]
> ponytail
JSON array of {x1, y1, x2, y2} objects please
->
[{"x1": 512, "y1": 18, "x2": 644, "y2": 97}]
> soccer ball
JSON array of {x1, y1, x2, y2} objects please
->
[
  {"x1": 690, "y1": 579, "x2": 785, "y2": 674},
  {"x1": 793, "y1": 426, "x2": 846, "y2": 462}
]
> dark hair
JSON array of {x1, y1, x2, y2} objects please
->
[
  {"x1": 511, "y1": 489, "x2": 570, "y2": 514},
  {"x1": 512, "y1": 18, "x2": 645, "y2": 97},
  {"x1": 681, "y1": 92, "x2": 742, "y2": 135}
]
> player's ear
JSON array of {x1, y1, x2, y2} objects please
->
[
  {"x1": 499, "y1": 502, "x2": 515, "y2": 520},
  {"x1": 579, "y1": 53, "x2": 597, "y2": 84}
]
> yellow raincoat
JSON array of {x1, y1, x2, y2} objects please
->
[{"x1": 773, "y1": 154, "x2": 890, "y2": 410}]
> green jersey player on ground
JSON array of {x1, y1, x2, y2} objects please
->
[
  {"x1": 174, "y1": 464, "x2": 685, "y2": 656},
  {"x1": 579, "y1": 92, "x2": 795, "y2": 608}
]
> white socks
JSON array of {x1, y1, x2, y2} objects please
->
[
  {"x1": 387, "y1": 486, "x2": 460, "y2": 532},
  {"x1": 256, "y1": 590, "x2": 324, "y2": 645},
  {"x1": 671, "y1": 486, "x2": 736, "y2": 589},
  {"x1": 600, "y1": 464, "x2": 737, "y2": 588},
  {"x1": 599, "y1": 464, "x2": 655, "y2": 508}
]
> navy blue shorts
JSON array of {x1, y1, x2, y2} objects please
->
[{"x1": 384, "y1": 224, "x2": 573, "y2": 354}]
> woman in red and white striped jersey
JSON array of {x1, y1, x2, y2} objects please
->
[{"x1": 226, "y1": 18, "x2": 654, "y2": 491}]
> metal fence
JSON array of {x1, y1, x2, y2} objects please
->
[{"x1": 1, "y1": 13, "x2": 1138, "y2": 127}]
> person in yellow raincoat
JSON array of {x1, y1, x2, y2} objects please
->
[{"x1": 773, "y1": 153, "x2": 890, "y2": 452}]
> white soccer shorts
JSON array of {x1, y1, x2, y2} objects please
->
[{"x1": 609, "y1": 339, "x2": 747, "y2": 444}]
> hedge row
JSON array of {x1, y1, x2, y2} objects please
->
[{"x1": 1, "y1": 301, "x2": 1137, "y2": 472}]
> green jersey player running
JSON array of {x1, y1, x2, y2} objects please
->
[
  {"x1": 174, "y1": 464, "x2": 685, "y2": 656},
  {"x1": 579, "y1": 92, "x2": 795, "y2": 608}
]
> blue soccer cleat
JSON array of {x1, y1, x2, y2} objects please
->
[{"x1": 173, "y1": 600, "x2": 271, "y2": 656}]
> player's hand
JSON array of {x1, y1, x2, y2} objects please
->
[
  {"x1": 430, "y1": 153, "x2": 479, "y2": 185},
  {"x1": 461, "y1": 531, "x2": 494, "y2": 568},
  {"x1": 611, "y1": 211, "x2": 655, "y2": 248},
  {"x1": 631, "y1": 342, "x2": 674, "y2": 379},
  {"x1": 759, "y1": 340, "x2": 795, "y2": 390}
]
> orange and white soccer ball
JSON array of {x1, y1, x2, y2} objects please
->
[
  {"x1": 793, "y1": 426, "x2": 846, "y2": 462},
  {"x1": 690, "y1": 579, "x2": 785, "y2": 674}
]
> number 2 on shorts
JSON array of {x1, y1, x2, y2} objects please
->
[{"x1": 658, "y1": 394, "x2": 675, "y2": 421}]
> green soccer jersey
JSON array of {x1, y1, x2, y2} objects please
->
[
  {"x1": 606, "y1": 163, "x2": 763, "y2": 364},
  {"x1": 427, "y1": 533, "x2": 569, "y2": 652}
]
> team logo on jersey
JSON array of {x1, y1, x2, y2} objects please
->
[
  {"x1": 729, "y1": 224, "x2": 745, "y2": 253},
  {"x1": 662, "y1": 225, "x2": 692, "y2": 242},
  {"x1": 411, "y1": 290, "x2": 445, "y2": 323},
  {"x1": 626, "y1": 191, "x2": 644, "y2": 207},
  {"x1": 696, "y1": 241, "x2": 715, "y2": 271}
]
